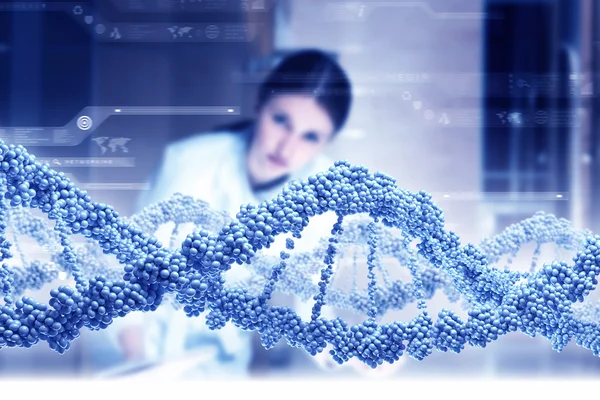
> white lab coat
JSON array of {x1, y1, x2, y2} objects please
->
[{"x1": 132, "y1": 129, "x2": 337, "y2": 376}]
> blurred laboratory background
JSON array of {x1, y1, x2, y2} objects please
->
[{"x1": 0, "y1": 0, "x2": 599, "y2": 379}]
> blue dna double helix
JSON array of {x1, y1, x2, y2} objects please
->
[{"x1": 0, "y1": 140, "x2": 599, "y2": 369}]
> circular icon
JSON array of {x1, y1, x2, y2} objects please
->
[
  {"x1": 424, "y1": 109, "x2": 434, "y2": 120},
  {"x1": 534, "y1": 110, "x2": 548, "y2": 124},
  {"x1": 205, "y1": 25, "x2": 220, "y2": 40},
  {"x1": 77, "y1": 116, "x2": 92, "y2": 130},
  {"x1": 96, "y1": 24, "x2": 106, "y2": 34},
  {"x1": 402, "y1": 91, "x2": 411, "y2": 100}
]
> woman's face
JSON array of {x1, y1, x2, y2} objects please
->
[{"x1": 247, "y1": 94, "x2": 335, "y2": 186}]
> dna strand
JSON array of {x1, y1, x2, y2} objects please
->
[
  {"x1": 0, "y1": 141, "x2": 598, "y2": 369},
  {"x1": 5, "y1": 185, "x2": 593, "y2": 319}
]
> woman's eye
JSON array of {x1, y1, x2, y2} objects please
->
[
  {"x1": 303, "y1": 132, "x2": 319, "y2": 143},
  {"x1": 273, "y1": 113, "x2": 288, "y2": 126}
]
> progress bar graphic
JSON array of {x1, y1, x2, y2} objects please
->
[{"x1": 0, "y1": 106, "x2": 240, "y2": 147}]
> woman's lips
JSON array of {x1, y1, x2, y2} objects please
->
[{"x1": 267, "y1": 154, "x2": 288, "y2": 168}]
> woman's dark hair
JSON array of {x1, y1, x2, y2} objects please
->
[
  {"x1": 257, "y1": 49, "x2": 352, "y2": 132},
  {"x1": 215, "y1": 49, "x2": 352, "y2": 134}
]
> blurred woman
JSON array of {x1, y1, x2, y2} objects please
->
[{"x1": 110, "y1": 49, "x2": 353, "y2": 377}]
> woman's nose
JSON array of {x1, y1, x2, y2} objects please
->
[{"x1": 276, "y1": 135, "x2": 296, "y2": 158}]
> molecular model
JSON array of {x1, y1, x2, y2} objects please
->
[{"x1": 0, "y1": 140, "x2": 599, "y2": 369}]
